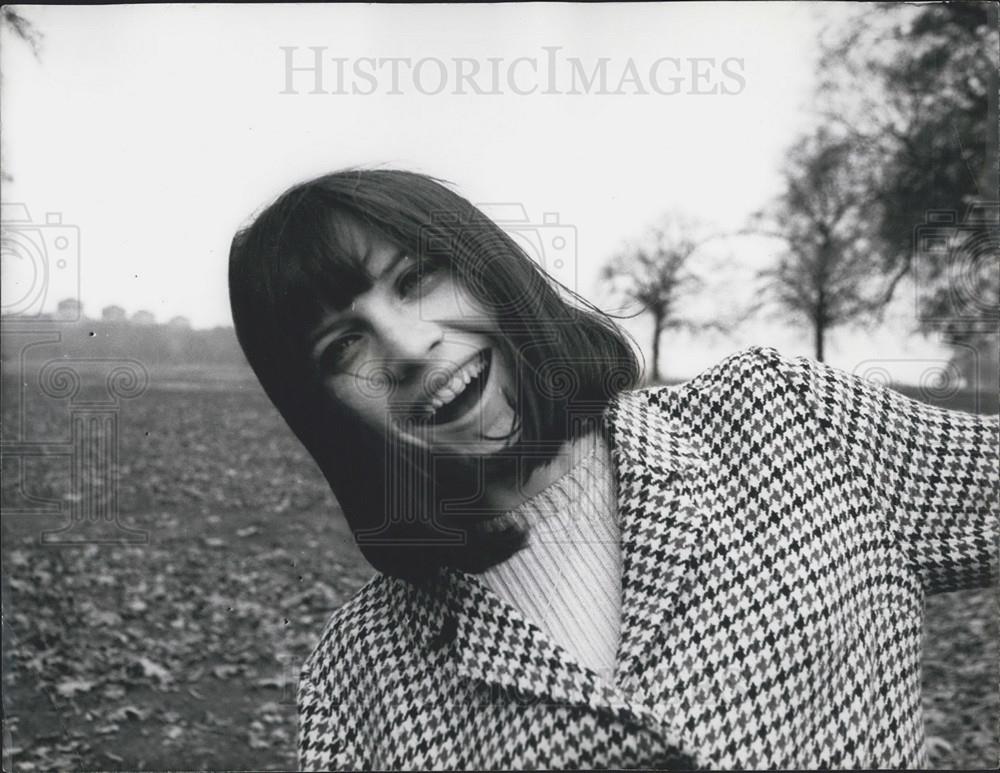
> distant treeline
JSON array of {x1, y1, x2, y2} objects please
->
[{"x1": 1, "y1": 316, "x2": 249, "y2": 367}]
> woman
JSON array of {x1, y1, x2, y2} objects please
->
[{"x1": 229, "y1": 169, "x2": 998, "y2": 770}]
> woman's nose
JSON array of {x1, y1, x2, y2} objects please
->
[{"x1": 374, "y1": 304, "x2": 443, "y2": 363}]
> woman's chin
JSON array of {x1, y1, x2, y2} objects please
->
[{"x1": 429, "y1": 411, "x2": 520, "y2": 456}]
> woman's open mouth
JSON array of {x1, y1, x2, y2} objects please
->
[{"x1": 421, "y1": 349, "x2": 492, "y2": 427}]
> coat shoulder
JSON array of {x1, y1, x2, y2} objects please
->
[
  {"x1": 633, "y1": 346, "x2": 799, "y2": 408},
  {"x1": 300, "y1": 572, "x2": 398, "y2": 684}
]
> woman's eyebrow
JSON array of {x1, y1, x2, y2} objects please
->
[
  {"x1": 308, "y1": 247, "x2": 409, "y2": 358},
  {"x1": 368, "y1": 246, "x2": 408, "y2": 281}
]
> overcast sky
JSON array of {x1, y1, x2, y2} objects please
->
[{"x1": 1, "y1": 2, "x2": 952, "y2": 379}]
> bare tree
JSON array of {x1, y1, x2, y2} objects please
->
[
  {"x1": 816, "y1": 3, "x2": 997, "y2": 273},
  {"x1": 601, "y1": 215, "x2": 713, "y2": 382},
  {"x1": 815, "y1": 3, "x2": 998, "y2": 387},
  {"x1": 752, "y1": 128, "x2": 893, "y2": 362},
  {"x1": 1, "y1": 8, "x2": 43, "y2": 182},
  {"x1": 1, "y1": 8, "x2": 42, "y2": 56}
]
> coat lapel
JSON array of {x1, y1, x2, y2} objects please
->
[
  {"x1": 403, "y1": 564, "x2": 636, "y2": 715},
  {"x1": 400, "y1": 387, "x2": 710, "y2": 729},
  {"x1": 446, "y1": 569, "x2": 630, "y2": 710},
  {"x1": 603, "y1": 389, "x2": 711, "y2": 694}
]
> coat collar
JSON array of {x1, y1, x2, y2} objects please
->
[
  {"x1": 398, "y1": 387, "x2": 711, "y2": 729},
  {"x1": 605, "y1": 388, "x2": 710, "y2": 692}
]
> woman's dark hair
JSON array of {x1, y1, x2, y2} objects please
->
[{"x1": 229, "y1": 168, "x2": 639, "y2": 579}]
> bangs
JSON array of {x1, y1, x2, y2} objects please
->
[
  {"x1": 265, "y1": 197, "x2": 384, "y2": 347},
  {"x1": 257, "y1": 173, "x2": 476, "y2": 349}
]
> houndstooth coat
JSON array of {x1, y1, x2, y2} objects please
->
[{"x1": 298, "y1": 346, "x2": 999, "y2": 770}]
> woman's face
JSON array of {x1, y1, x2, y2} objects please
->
[{"x1": 309, "y1": 220, "x2": 519, "y2": 456}]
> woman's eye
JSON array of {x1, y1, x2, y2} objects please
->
[
  {"x1": 398, "y1": 260, "x2": 443, "y2": 297},
  {"x1": 321, "y1": 335, "x2": 361, "y2": 369}
]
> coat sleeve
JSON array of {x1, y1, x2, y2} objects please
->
[
  {"x1": 298, "y1": 659, "x2": 345, "y2": 771},
  {"x1": 297, "y1": 640, "x2": 364, "y2": 771},
  {"x1": 778, "y1": 348, "x2": 999, "y2": 595}
]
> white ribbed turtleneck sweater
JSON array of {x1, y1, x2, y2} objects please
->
[{"x1": 477, "y1": 432, "x2": 622, "y2": 679}]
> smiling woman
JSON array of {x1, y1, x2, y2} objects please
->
[
  {"x1": 227, "y1": 168, "x2": 998, "y2": 770},
  {"x1": 228, "y1": 169, "x2": 639, "y2": 577},
  {"x1": 306, "y1": 220, "x2": 520, "y2": 457}
]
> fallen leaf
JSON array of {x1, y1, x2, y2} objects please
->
[
  {"x1": 55, "y1": 679, "x2": 96, "y2": 698},
  {"x1": 107, "y1": 705, "x2": 149, "y2": 722},
  {"x1": 130, "y1": 657, "x2": 173, "y2": 685}
]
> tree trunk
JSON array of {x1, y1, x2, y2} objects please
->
[
  {"x1": 815, "y1": 289, "x2": 826, "y2": 363},
  {"x1": 650, "y1": 314, "x2": 663, "y2": 383},
  {"x1": 985, "y1": 2, "x2": 999, "y2": 202},
  {"x1": 814, "y1": 322, "x2": 825, "y2": 362}
]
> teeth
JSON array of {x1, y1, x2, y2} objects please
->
[{"x1": 425, "y1": 352, "x2": 486, "y2": 413}]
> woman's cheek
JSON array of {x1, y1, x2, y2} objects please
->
[{"x1": 327, "y1": 375, "x2": 371, "y2": 423}]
